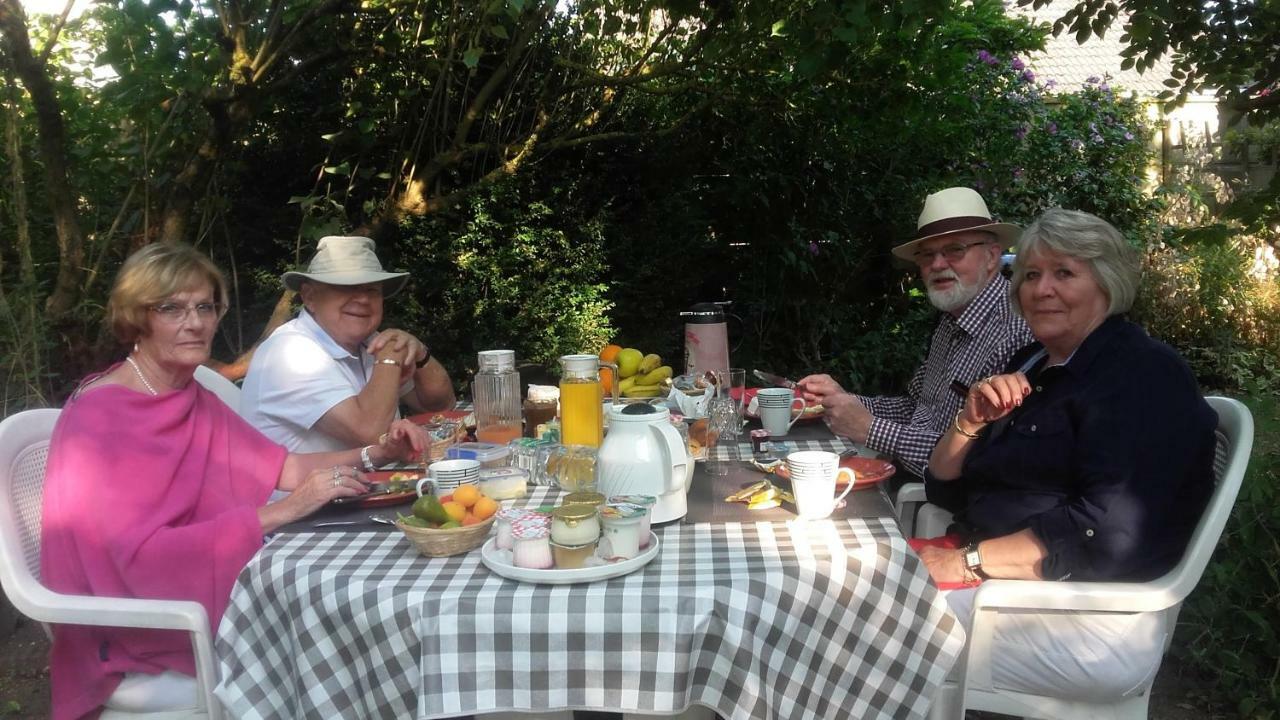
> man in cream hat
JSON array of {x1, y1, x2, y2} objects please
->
[
  {"x1": 798, "y1": 187, "x2": 1033, "y2": 483},
  {"x1": 242, "y1": 236, "x2": 454, "y2": 454}
]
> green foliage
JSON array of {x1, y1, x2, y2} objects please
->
[
  {"x1": 1173, "y1": 389, "x2": 1280, "y2": 718},
  {"x1": 389, "y1": 178, "x2": 614, "y2": 385},
  {"x1": 1132, "y1": 236, "x2": 1280, "y2": 391}
]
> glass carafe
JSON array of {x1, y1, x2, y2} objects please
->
[
  {"x1": 473, "y1": 350, "x2": 523, "y2": 444},
  {"x1": 558, "y1": 354, "x2": 618, "y2": 447}
]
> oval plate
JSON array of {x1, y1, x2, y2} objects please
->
[
  {"x1": 774, "y1": 456, "x2": 896, "y2": 489},
  {"x1": 331, "y1": 470, "x2": 421, "y2": 508},
  {"x1": 743, "y1": 389, "x2": 826, "y2": 423},
  {"x1": 480, "y1": 532, "x2": 660, "y2": 585}
]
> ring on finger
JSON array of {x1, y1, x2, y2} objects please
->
[{"x1": 331, "y1": 466, "x2": 340, "y2": 481}]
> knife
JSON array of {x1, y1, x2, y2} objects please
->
[{"x1": 754, "y1": 369, "x2": 798, "y2": 389}]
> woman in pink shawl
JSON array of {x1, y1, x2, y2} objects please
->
[{"x1": 41, "y1": 243, "x2": 429, "y2": 720}]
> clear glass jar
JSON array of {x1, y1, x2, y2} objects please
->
[
  {"x1": 551, "y1": 504, "x2": 601, "y2": 546},
  {"x1": 473, "y1": 350, "x2": 522, "y2": 444}
]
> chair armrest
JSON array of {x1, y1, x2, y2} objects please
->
[
  {"x1": 895, "y1": 482, "x2": 928, "y2": 507},
  {"x1": 973, "y1": 576, "x2": 1185, "y2": 614},
  {"x1": 13, "y1": 583, "x2": 211, "y2": 633}
]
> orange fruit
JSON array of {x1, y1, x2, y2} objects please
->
[
  {"x1": 599, "y1": 344, "x2": 622, "y2": 363},
  {"x1": 461, "y1": 513, "x2": 482, "y2": 526},
  {"x1": 472, "y1": 496, "x2": 499, "y2": 521},
  {"x1": 438, "y1": 494, "x2": 453, "y2": 505},
  {"x1": 441, "y1": 501, "x2": 467, "y2": 523},
  {"x1": 600, "y1": 367, "x2": 615, "y2": 394},
  {"x1": 452, "y1": 484, "x2": 481, "y2": 508}
]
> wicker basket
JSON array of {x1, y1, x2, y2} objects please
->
[{"x1": 396, "y1": 515, "x2": 495, "y2": 557}]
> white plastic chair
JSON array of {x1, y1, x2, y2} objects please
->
[
  {"x1": 0, "y1": 408, "x2": 224, "y2": 720},
  {"x1": 192, "y1": 365, "x2": 242, "y2": 416},
  {"x1": 908, "y1": 396, "x2": 1253, "y2": 720}
]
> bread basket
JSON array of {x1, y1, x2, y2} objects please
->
[{"x1": 396, "y1": 515, "x2": 495, "y2": 557}]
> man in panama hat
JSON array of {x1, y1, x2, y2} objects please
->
[
  {"x1": 242, "y1": 236, "x2": 455, "y2": 454},
  {"x1": 798, "y1": 187, "x2": 1033, "y2": 485}
]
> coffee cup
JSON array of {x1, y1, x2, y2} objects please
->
[
  {"x1": 417, "y1": 458, "x2": 481, "y2": 496},
  {"x1": 786, "y1": 450, "x2": 855, "y2": 519},
  {"x1": 756, "y1": 388, "x2": 807, "y2": 437}
]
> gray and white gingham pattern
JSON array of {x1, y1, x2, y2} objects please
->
[
  {"x1": 857, "y1": 275, "x2": 1033, "y2": 478},
  {"x1": 708, "y1": 435, "x2": 856, "y2": 461},
  {"x1": 215, "y1": 487, "x2": 964, "y2": 719}
]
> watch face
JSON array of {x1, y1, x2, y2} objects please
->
[{"x1": 964, "y1": 547, "x2": 981, "y2": 569}]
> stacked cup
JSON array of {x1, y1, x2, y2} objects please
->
[{"x1": 415, "y1": 458, "x2": 481, "y2": 497}]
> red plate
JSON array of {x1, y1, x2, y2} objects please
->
[
  {"x1": 775, "y1": 456, "x2": 895, "y2": 489},
  {"x1": 742, "y1": 388, "x2": 826, "y2": 423},
  {"x1": 331, "y1": 470, "x2": 422, "y2": 508}
]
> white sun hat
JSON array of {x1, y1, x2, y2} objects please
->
[
  {"x1": 281, "y1": 236, "x2": 409, "y2": 297},
  {"x1": 891, "y1": 187, "x2": 1022, "y2": 261}
]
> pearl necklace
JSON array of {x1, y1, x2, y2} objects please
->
[{"x1": 126, "y1": 355, "x2": 159, "y2": 396}]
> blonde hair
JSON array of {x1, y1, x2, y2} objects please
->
[
  {"x1": 1011, "y1": 208, "x2": 1140, "y2": 317},
  {"x1": 107, "y1": 243, "x2": 228, "y2": 343}
]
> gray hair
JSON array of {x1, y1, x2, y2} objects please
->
[{"x1": 1010, "y1": 208, "x2": 1141, "y2": 316}]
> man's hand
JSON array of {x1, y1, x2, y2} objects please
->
[
  {"x1": 369, "y1": 329, "x2": 427, "y2": 382},
  {"x1": 822, "y1": 392, "x2": 873, "y2": 444},
  {"x1": 796, "y1": 373, "x2": 845, "y2": 404}
]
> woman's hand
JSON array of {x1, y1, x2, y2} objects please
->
[
  {"x1": 962, "y1": 372, "x2": 1032, "y2": 426},
  {"x1": 917, "y1": 546, "x2": 969, "y2": 586},
  {"x1": 374, "y1": 418, "x2": 429, "y2": 464},
  {"x1": 796, "y1": 373, "x2": 845, "y2": 404},
  {"x1": 260, "y1": 466, "x2": 369, "y2": 532}
]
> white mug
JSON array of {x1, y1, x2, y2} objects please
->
[
  {"x1": 757, "y1": 388, "x2": 807, "y2": 437},
  {"x1": 787, "y1": 450, "x2": 856, "y2": 519},
  {"x1": 417, "y1": 459, "x2": 481, "y2": 496}
]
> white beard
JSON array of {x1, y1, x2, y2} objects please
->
[{"x1": 926, "y1": 270, "x2": 984, "y2": 313}]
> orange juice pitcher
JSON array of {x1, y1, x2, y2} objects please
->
[{"x1": 558, "y1": 354, "x2": 619, "y2": 447}]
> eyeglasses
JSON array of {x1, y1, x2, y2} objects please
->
[
  {"x1": 912, "y1": 240, "x2": 991, "y2": 266},
  {"x1": 149, "y1": 302, "x2": 225, "y2": 324}
]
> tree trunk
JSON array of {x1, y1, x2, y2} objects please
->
[{"x1": 0, "y1": 0, "x2": 85, "y2": 319}]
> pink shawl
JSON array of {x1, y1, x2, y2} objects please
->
[{"x1": 41, "y1": 371, "x2": 285, "y2": 720}]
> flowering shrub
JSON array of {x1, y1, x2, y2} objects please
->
[{"x1": 950, "y1": 52, "x2": 1162, "y2": 240}]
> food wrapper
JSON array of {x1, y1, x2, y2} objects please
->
[{"x1": 668, "y1": 386, "x2": 712, "y2": 419}]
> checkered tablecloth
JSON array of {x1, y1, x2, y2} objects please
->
[{"x1": 215, "y1": 487, "x2": 964, "y2": 719}]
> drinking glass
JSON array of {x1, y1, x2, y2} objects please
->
[
  {"x1": 705, "y1": 396, "x2": 737, "y2": 476},
  {"x1": 724, "y1": 368, "x2": 747, "y2": 440}
]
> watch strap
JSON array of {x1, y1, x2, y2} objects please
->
[{"x1": 415, "y1": 346, "x2": 432, "y2": 369}]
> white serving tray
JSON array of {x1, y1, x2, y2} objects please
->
[{"x1": 479, "y1": 532, "x2": 660, "y2": 585}]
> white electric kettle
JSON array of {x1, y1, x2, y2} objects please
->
[{"x1": 596, "y1": 403, "x2": 692, "y2": 523}]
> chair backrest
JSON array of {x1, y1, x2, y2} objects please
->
[
  {"x1": 1162, "y1": 396, "x2": 1253, "y2": 602},
  {"x1": 0, "y1": 409, "x2": 61, "y2": 613},
  {"x1": 193, "y1": 365, "x2": 242, "y2": 415}
]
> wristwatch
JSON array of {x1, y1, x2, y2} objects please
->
[
  {"x1": 963, "y1": 541, "x2": 985, "y2": 578},
  {"x1": 415, "y1": 346, "x2": 432, "y2": 369}
]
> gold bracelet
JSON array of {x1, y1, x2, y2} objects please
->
[{"x1": 953, "y1": 409, "x2": 984, "y2": 439}]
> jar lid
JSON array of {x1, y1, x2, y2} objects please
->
[
  {"x1": 478, "y1": 349, "x2": 516, "y2": 372},
  {"x1": 512, "y1": 520, "x2": 550, "y2": 539},
  {"x1": 559, "y1": 354, "x2": 599, "y2": 373},
  {"x1": 496, "y1": 508, "x2": 529, "y2": 523},
  {"x1": 562, "y1": 491, "x2": 606, "y2": 507},
  {"x1": 601, "y1": 503, "x2": 646, "y2": 520},
  {"x1": 552, "y1": 504, "x2": 598, "y2": 522},
  {"x1": 608, "y1": 494, "x2": 657, "y2": 508}
]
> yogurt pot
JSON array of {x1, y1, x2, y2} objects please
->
[
  {"x1": 511, "y1": 520, "x2": 554, "y2": 569},
  {"x1": 599, "y1": 503, "x2": 646, "y2": 560},
  {"x1": 550, "y1": 540, "x2": 597, "y2": 570},
  {"x1": 608, "y1": 494, "x2": 656, "y2": 547},
  {"x1": 550, "y1": 503, "x2": 600, "y2": 546},
  {"x1": 495, "y1": 508, "x2": 529, "y2": 551}
]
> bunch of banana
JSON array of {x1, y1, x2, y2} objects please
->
[
  {"x1": 724, "y1": 481, "x2": 795, "y2": 510},
  {"x1": 616, "y1": 349, "x2": 674, "y2": 398}
]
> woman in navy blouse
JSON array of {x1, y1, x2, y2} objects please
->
[{"x1": 919, "y1": 208, "x2": 1217, "y2": 700}]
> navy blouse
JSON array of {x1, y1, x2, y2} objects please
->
[{"x1": 927, "y1": 315, "x2": 1217, "y2": 582}]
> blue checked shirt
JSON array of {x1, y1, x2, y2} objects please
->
[{"x1": 855, "y1": 274, "x2": 1033, "y2": 478}]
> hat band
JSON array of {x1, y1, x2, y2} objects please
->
[{"x1": 915, "y1": 215, "x2": 995, "y2": 240}]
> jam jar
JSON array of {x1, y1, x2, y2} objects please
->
[
  {"x1": 550, "y1": 503, "x2": 601, "y2": 546},
  {"x1": 511, "y1": 520, "x2": 554, "y2": 569}
]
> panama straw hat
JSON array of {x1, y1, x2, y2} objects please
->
[
  {"x1": 890, "y1": 187, "x2": 1021, "y2": 261},
  {"x1": 281, "y1": 236, "x2": 409, "y2": 297}
]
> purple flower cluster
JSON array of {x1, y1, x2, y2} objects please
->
[
  {"x1": 1011, "y1": 57, "x2": 1025, "y2": 71},
  {"x1": 1046, "y1": 122, "x2": 1059, "y2": 135},
  {"x1": 977, "y1": 50, "x2": 999, "y2": 66},
  {"x1": 1014, "y1": 125, "x2": 1029, "y2": 140},
  {"x1": 808, "y1": 241, "x2": 819, "y2": 256}
]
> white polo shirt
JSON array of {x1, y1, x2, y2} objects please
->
[{"x1": 241, "y1": 310, "x2": 412, "y2": 453}]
